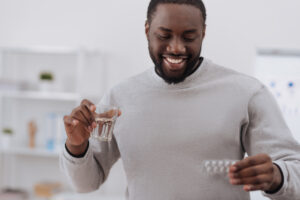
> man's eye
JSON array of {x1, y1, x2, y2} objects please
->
[
  {"x1": 184, "y1": 37, "x2": 195, "y2": 42},
  {"x1": 157, "y1": 35, "x2": 170, "y2": 40}
]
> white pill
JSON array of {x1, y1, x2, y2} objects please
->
[
  {"x1": 212, "y1": 160, "x2": 217, "y2": 166},
  {"x1": 204, "y1": 161, "x2": 210, "y2": 168},
  {"x1": 213, "y1": 166, "x2": 219, "y2": 173},
  {"x1": 218, "y1": 160, "x2": 224, "y2": 167},
  {"x1": 207, "y1": 167, "x2": 212, "y2": 173},
  {"x1": 225, "y1": 160, "x2": 230, "y2": 167},
  {"x1": 219, "y1": 166, "x2": 225, "y2": 173}
]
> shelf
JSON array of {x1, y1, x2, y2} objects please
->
[
  {"x1": 1, "y1": 147, "x2": 60, "y2": 158},
  {"x1": 257, "y1": 48, "x2": 300, "y2": 57},
  {"x1": 0, "y1": 91, "x2": 80, "y2": 101},
  {"x1": 0, "y1": 45, "x2": 101, "y2": 195},
  {"x1": 50, "y1": 193, "x2": 124, "y2": 200},
  {"x1": 0, "y1": 46, "x2": 100, "y2": 55}
]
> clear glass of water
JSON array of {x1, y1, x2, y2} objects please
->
[{"x1": 91, "y1": 104, "x2": 119, "y2": 142}]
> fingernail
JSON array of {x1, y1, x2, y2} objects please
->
[
  {"x1": 228, "y1": 173, "x2": 234, "y2": 178},
  {"x1": 73, "y1": 120, "x2": 78, "y2": 125},
  {"x1": 244, "y1": 185, "x2": 252, "y2": 191},
  {"x1": 230, "y1": 179, "x2": 239, "y2": 184}
]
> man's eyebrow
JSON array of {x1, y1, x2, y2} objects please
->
[
  {"x1": 158, "y1": 27, "x2": 198, "y2": 34},
  {"x1": 183, "y1": 29, "x2": 198, "y2": 34},
  {"x1": 158, "y1": 27, "x2": 172, "y2": 32}
]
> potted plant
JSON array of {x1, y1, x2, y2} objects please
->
[
  {"x1": 1, "y1": 127, "x2": 13, "y2": 149},
  {"x1": 39, "y1": 71, "x2": 54, "y2": 92}
]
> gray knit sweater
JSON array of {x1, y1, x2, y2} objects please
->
[{"x1": 60, "y1": 59, "x2": 300, "y2": 200}]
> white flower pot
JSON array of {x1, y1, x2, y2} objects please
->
[
  {"x1": 39, "y1": 81, "x2": 53, "y2": 92},
  {"x1": 1, "y1": 134, "x2": 13, "y2": 150}
]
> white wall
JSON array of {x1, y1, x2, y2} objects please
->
[{"x1": 204, "y1": 0, "x2": 300, "y2": 74}]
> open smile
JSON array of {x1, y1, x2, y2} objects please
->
[{"x1": 162, "y1": 55, "x2": 188, "y2": 72}]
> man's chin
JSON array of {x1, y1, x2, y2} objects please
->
[
  {"x1": 163, "y1": 76, "x2": 187, "y2": 84},
  {"x1": 160, "y1": 72, "x2": 187, "y2": 84},
  {"x1": 163, "y1": 68, "x2": 185, "y2": 78},
  {"x1": 155, "y1": 65, "x2": 187, "y2": 84}
]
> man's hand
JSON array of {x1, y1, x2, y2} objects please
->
[
  {"x1": 228, "y1": 154, "x2": 283, "y2": 193},
  {"x1": 63, "y1": 99, "x2": 122, "y2": 156},
  {"x1": 64, "y1": 99, "x2": 97, "y2": 156}
]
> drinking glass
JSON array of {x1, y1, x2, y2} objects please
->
[{"x1": 91, "y1": 104, "x2": 119, "y2": 142}]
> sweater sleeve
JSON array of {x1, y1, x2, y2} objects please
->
[
  {"x1": 60, "y1": 136, "x2": 120, "y2": 193},
  {"x1": 243, "y1": 85, "x2": 300, "y2": 200},
  {"x1": 59, "y1": 91, "x2": 121, "y2": 193}
]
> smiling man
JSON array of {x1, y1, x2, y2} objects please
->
[
  {"x1": 61, "y1": 0, "x2": 300, "y2": 200},
  {"x1": 147, "y1": 2, "x2": 206, "y2": 84}
]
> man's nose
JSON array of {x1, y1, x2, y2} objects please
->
[{"x1": 166, "y1": 38, "x2": 186, "y2": 55}]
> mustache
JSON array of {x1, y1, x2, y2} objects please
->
[{"x1": 161, "y1": 53, "x2": 189, "y2": 58}]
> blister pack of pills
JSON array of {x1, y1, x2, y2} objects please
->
[{"x1": 201, "y1": 160, "x2": 238, "y2": 176}]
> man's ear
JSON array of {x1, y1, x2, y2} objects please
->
[{"x1": 145, "y1": 20, "x2": 150, "y2": 41}]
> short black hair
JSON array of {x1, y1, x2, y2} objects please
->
[{"x1": 147, "y1": 0, "x2": 207, "y2": 25}]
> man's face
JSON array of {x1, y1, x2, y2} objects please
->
[{"x1": 146, "y1": 3, "x2": 206, "y2": 84}]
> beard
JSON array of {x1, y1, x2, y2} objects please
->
[{"x1": 148, "y1": 45, "x2": 201, "y2": 84}]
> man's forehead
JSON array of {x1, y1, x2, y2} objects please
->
[{"x1": 151, "y1": 3, "x2": 204, "y2": 28}]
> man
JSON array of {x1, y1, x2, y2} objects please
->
[{"x1": 61, "y1": 0, "x2": 300, "y2": 199}]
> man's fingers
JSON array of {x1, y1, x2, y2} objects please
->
[
  {"x1": 87, "y1": 125, "x2": 93, "y2": 133},
  {"x1": 97, "y1": 109, "x2": 121, "y2": 118},
  {"x1": 229, "y1": 163, "x2": 273, "y2": 179},
  {"x1": 92, "y1": 121, "x2": 97, "y2": 129},
  {"x1": 230, "y1": 174, "x2": 272, "y2": 186},
  {"x1": 228, "y1": 154, "x2": 278, "y2": 193},
  {"x1": 75, "y1": 122, "x2": 93, "y2": 139},
  {"x1": 80, "y1": 99, "x2": 96, "y2": 112},
  {"x1": 243, "y1": 183, "x2": 270, "y2": 192},
  {"x1": 81, "y1": 104, "x2": 95, "y2": 124},
  {"x1": 231, "y1": 154, "x2": 271, "y2": 172},
  {"x1": 64, "y1": 115, "x2": 92, "y2": 135},
  {"x1": 71, "y1": 105, "x2": 95, "y2": 126},
  {"x1": 64, "y1": 115, "x2": 79, "y2": 128}
]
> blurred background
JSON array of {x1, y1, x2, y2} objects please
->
[{"x1": 0, "y1": 0, "x2": 300, "y2": 199}]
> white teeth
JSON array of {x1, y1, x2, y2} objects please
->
[{"x1": 165, "y1": 57, "x2": 183, "y2": 64}]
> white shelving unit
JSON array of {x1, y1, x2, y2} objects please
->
[
  {"x1": 1, "y1": 147, "x2": 59, "y2": 158},
  {"x1": 0, "y1": 46, "x2": 104, "y2": 199},
  {"x1": 0, "y1": 91, "x2": 80, "y2": 101}
]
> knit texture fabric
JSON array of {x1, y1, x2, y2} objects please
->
[{"x1": 60, "y1": 58, "x2": 300, "y2": 200}]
